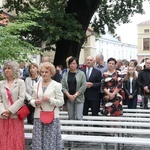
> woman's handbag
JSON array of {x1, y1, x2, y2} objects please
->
[
  {"x1": 6, "y1": 88, "x2": 30, "y2": 120},
  {"x1": 17, "y1": 105, "x2": 30, "y2": 120},
  {"x1": 40, "y1": 106, "x2": 56, "y2": 124},
  {"x1": 36, "y1": 82, "x2": 56, "y2": 124}
]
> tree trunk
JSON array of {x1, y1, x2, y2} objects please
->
[
  {"x1": 54, "y1": 0, "x2": 99, "y2": 67},
  {"x1": 54, "y1": 39, "x2": 82, "y2": 67}
]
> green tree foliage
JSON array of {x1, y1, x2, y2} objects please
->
[
  {"x1": 4, "y1": 0, "x2": 84, "y2": 51},
  {"x1": 3, "y1": 0, "x2": 144, "y2": 66},
  {"x1": 0, "y1": 22, "x2": 38, "y2": 63},
  {"x1": 92, "y1": 0, "x2": 144, "y2": 34}
]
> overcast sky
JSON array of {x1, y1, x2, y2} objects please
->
[{"x1": 116, "y1": 1, "x2": 150, "y2": 45}]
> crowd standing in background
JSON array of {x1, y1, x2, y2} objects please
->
[
  {"x1": 56, "y1": 65, "x2": 63, "y2": 79},
  {"x1": 121, "y1": 59, "x2": 129, "y2": 77},
  {"x1": 1, "y1": 54, "x2": 150, "y2": 149},
  {"x1": 19, "y1": 61, "x2": 29, "y2": 81},
  {"x1": 61, "y1": 56, "x2": 73, "y2": 111},
  {"x1": 95, "y1": 54, "x2": 108, "y2": 74},
  {"x1": 95, "y1": 54, "x2": 108, "y2": 107},
  {"x1": 116, "y1": 59, "x2": 123, "y2": 72}
]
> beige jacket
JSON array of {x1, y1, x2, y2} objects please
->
[
  {"x1": 30, "y1": 80, "x2": 64, "y2": 118},
  {"x1": 0, "y1": 79, "x2": 26, "y2": 118}
]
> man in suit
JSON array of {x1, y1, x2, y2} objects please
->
[
  {"x1": 82, "y1": 56, "x2": 102, "y2": 116},
  {"x1": 138, "y1": 58, "x2": 150, "y2": 109}
]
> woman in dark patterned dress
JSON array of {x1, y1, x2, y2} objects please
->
[{"x1": 101, "y1": 58, "x2": 123, "y2": 116}]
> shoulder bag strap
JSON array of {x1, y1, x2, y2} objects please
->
[
  {"x1": 6, "y1": 88, "x2": 13, "y2": 105},
  {"x1": 36, "y1": 82, "x2": 40, "y2": 100},
  {"x1": 37, "y1": 81, "x2": 56, "y2": 111},
  {"x1": 36, "y1": 82, "x2": 43, "y2": 110},
  {"x1": 53, "y1": 106, "x2": 56, "y2": 111}
]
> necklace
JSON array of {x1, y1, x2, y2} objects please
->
[
  {"x1": 8, "y1": 80, "x2": 14, "y2": 88},
  {"x1": 42, "y1": 80, "x2": 51, "y2": 87},
  {"x1": 107, "y1": 70, "x2": 115, "y2": 75}
]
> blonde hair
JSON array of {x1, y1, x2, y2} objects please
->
[
  {"x1": 2, "y1": 61, "x2": 20, "y2": 79},
  {"x1": 123, "y1": 66, "x2": 137, "y2": 81},
  {"x1": 39, "y1": 62, "x2": 56, "y2": 76}
]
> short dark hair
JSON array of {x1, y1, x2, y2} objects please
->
[
  {"x1": 68, "y1": 57, "x2": 79, "y2": 67},
  {"x1": 130, "y1": 59, "x2": 138, "y2": 67},
  {"x1": 107, "y1": 57, "x2": 117, "y2": 64}
]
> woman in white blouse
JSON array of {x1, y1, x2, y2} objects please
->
[{"x1": 25, "y1": 62, "x2": 42, "y2": 124}]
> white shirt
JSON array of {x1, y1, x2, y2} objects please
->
[
  {"x1": 20, "y1": 68, "x2": 24, "y2": 77},
  {"x1": 86, "y1": 67, "x2": 93, "y2": 80},
  {"x1": 129, "y1": 77, "x2": 133, "y2": 94}
]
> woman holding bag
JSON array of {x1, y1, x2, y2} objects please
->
[
  {"x1": 0, "y1": 61, "x2": 26, "y2": 150},
  {"x1": 30, "y1": 62, "x2": 64, "y2": 150}
]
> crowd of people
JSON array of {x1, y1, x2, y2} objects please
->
[{"x1": 0, "y1": 54, "x2": 149, "y2": 149}]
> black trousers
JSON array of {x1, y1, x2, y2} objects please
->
[
  {"x1": 83, "y1": 99, "x2": 100, "y2": 116},
  {"x1": 27, "y1": 104, "x2": 35, "y2": 125},
  {"x1": 142, "y1": 95, "x2": 150, "y2": 109}
]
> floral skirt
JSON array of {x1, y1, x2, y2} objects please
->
[
  {"x1": 101, "y1": 93, "x2": 123, "y2": 116},
  {"x1": 0, "y1": 118, "x2": 25, "y2": 150},
  {"x1": 32, "y1": 118, "x2": 62, "y2": 150}
]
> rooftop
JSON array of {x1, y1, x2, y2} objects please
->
[{"x1": 138, "y1": 19, "x2": 150, "y2": 25}]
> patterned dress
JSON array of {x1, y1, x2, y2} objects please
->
[
  {"x1": 101, "y1": 71, "x2": 123, "y2": 116},
  {"x1": 0, "y1": 118, "x2": 24, "y2": 150},
  {"x1": 32, "y1": 118, "x2": 62, "y2": 150}
]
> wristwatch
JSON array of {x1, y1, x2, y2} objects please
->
[{"x1": 75, "y1": 93, "x2": 78, "y2": 97}]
